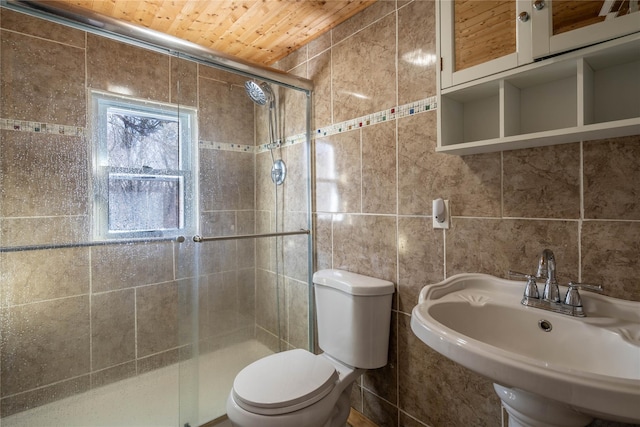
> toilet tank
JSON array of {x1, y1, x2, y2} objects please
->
[{"x1": 313, "y1": 269, "x2": 394, "y2": 369}]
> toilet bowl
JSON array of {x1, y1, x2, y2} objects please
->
[
  {"x1": 226, "y1": 269, "x2": 394, "y2": 427},
  {"x1": 226, "y1": 350, "x2": 363, "y2": 427}
]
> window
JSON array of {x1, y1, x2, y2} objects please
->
[{"x1": 91, "y1": 92, "x2": 197, "y2": 239}]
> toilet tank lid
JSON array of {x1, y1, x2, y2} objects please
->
[{"x1": 313, "y1": 269, "x2": 394, "y2": 296}]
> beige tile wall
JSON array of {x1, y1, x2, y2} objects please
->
[
  {"x1": 0, "y1": 8, "x2": 311, "y2": 418},
  {"x1": 276, "y1": 1, "x2": 640, "y2": 426}
]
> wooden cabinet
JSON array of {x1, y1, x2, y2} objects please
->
[
  {"x1": 440, "y1": 0, "x2": 533, "y2": 88},
  {"x1": 440, "y1": 0, "x2": 640, "y2": 88},
  {"x1": 532, "y1": 0, "x2": 640, "y2": 59},
  {"x1": 437, "y1": 0, "x2": 640, "y2": 155}
]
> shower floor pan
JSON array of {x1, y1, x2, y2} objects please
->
[{"x1": 3, "y1": 340, "x2": 273, "y2": 427}]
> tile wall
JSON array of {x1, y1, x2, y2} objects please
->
[
  {"x1": 0, "y1": 8, "x2": 310, "y2": 418},
  {"x1": 275, "y1": 1, "x2": 640, "y2": 426}
]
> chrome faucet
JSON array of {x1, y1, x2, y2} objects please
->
[
  {"x1": 509, "y1": 248, "x2": 603, "y2": 317},
  {"x1": 536, "y1": 249, "x2": 560, "y2": 303},
  {"x1": 535, "y1": 248, "x2": 553, "y2": 278}
]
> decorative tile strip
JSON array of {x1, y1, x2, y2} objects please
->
[
  {"x1": 396, "y1": 96, "x2": 437, "y2": 118},
  {"x1": 257, "y1": 142, "x2": 273, "y2": 152},
  {"x1": 315, "y1": 95, "x2": 437, "y2": 138},
  {"x1": 200, "y1": 139, "x2": 305, "y2": 153},
  {"x1": 0, "y1": 118, "x2": 85, "y2": 137},
  {"x1": 255, "y1": 132, "x2": 309, "y2": 153},
  {"x1": 285, "y1": 133, "x2": 307, "y2": 147},
  {"x1": 199, "y1": 140, "x2": 254, "y2": 152}
]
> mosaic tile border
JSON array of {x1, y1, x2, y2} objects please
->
[
  {"x1": 1, "y1": 95, "x2": 437, "y2": 152},
  {"x1": 198, "y1": 141, "x2": 254, "y2": 152},
  {"x1": 255, "y1": 132, "x2": 308, "y2": 153},
  {"x1": 0, "y1": 118, "x2": 85, "y2": 137},
  {"x1": 316, "y1": 96, "x2": 437, "y2": 137},
  {"x1": 200, "y1": 137, "x2": 307, "y2": 154}
]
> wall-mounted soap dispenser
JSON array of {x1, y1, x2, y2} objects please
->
[{"x1": 432, "y1": 198, "x2": 450, "y2": 229}]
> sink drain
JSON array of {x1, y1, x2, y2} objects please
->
[{"x1": 538, "y1": 319, "x2": 553, "y2": 332}]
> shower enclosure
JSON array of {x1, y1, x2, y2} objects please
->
[{"x1": 0, "y1": 3, "x2": 313, "y2": 426}]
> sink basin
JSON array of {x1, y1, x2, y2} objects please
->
[{"x1": 410, "y1": 273, "x2": 640, "y2": 426}]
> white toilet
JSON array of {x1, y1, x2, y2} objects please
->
[{"x1": 226, "y1": 269, "x2": 395, "y2": 427}]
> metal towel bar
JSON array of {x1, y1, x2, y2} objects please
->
[
  {"x1": 0, "y1": 236, "x2": 186, "y2": 253},
  {"x1": 193, "y1": 229, "x2": 310, "y2": 243},
  {"x1": 0, "y1": 229, "x2": 311, "y2": 252}
]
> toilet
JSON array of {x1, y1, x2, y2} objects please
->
[{"x1": 226, "y1": 269, "x2": 394, "y2": 427}]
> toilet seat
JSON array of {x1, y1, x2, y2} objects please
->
[{"x1": 232, "y1": 349, "x2": 338, "y2": 416}]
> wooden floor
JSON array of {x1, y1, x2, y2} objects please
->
[
  {"x1": 205, "y1": 408, "x2": 377, "y2": 427},
  {"x1": 347, "y1": 409, "x2": 378, "y2": 427}
]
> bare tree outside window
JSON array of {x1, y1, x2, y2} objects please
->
[{"x1": 107, "y1": 112, "x2": 179, "y2": 169}]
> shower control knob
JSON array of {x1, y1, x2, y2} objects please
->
[{"x1": 271, "y1": 159, "x2": 287, "y2": 185}]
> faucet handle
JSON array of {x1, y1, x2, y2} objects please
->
[
  {"x1": 508, "y1": 270, "x2": 534, "y2": 280},
  {"x1": 563, "y1": 282, "x2": 604, "y2": 307},
  {"x1": 567, "y1": 282, "x2": 603, "y2": 292},
  {"x1": 508, "y1": 271, "x2": 540, "y2": 299}
]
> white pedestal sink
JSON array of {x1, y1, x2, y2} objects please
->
[{"x1": 410, "y1": 273, "x2": 640, "y2": 427}]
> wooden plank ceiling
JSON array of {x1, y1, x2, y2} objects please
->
[{"x1": 58, "y1": 0, "x2": 376, "y2": 66}]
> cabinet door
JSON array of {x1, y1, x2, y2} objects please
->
[
  {"x1": 440, "y1": 0, "x2": 533, "y2": 88},
  {"x1": 532, "y1": 0, "x2": 640, "y2": 59}
]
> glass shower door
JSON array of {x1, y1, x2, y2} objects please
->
[
  {"x1": 191, "y1": 65, "x2": 312, "y2": 425},
  {"x1": 0, "y1": 5, "x2": 312, "y2": 427},
  {"x1": 0, "y1": 12, "x2": 195, "y2": 426}
]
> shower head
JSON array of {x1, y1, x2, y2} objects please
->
[
  {"x1": 246, "y1": 80, "x2": 281, "y2": 155},
  {"x1": 244, "y1": 81, "x2": 274, "y2": 106}
]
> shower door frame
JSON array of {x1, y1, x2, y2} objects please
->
[{"x1": 0, "y1": 1, "x2": 315, "y2": 425}]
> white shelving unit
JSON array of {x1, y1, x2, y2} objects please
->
[{"x1": 437, "y1": 33, "x2": 640, "y2": 155}]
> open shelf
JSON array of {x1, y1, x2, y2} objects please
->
[
  {"x1": 586, "y1": 59, "x2": 640, "y2": 125},
  {"x1": 440, "y1": 81, "x2": 500, "y2": 146},
  {"x1": 438, "y1": 32, "x2": 640, "y2": 155}
]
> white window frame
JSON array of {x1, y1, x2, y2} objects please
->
[{"x1": 91, "y1": 91, "x2": 197, "y2": 240}]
